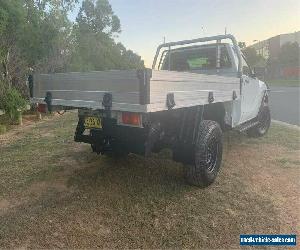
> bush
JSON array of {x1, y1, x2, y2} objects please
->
[{"x1": 0, "y1": 81, "x2": 27, "y2": 122}]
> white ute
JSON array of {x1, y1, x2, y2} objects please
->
[{"x1": 30, "y1": 34, "x2": 271, "y2": 187}]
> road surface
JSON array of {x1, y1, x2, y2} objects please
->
[{"x1": 269, "y1": 86, "x2": 300, "y2": 126}]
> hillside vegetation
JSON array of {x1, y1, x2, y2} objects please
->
[{"x1": 0, "y1": 0, "x2": 144, "y2": 126}]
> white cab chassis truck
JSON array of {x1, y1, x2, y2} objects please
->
[{"x1": 30, "y1": 35, "x2": 271, "y2": 187}]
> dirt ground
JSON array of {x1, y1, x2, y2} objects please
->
[{"x1": 0, "y1": 112, "x2": 299, "y2": 249}]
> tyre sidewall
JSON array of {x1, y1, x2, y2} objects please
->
[
  {"x1": 257, "y1": 106, "x2": 271, "y2": 135},
  {"x1": 186, "y1": 120, "x2": 223, "y2": 187},
  {"x1": 247, "y1": 106, "x2": 271, "y2": 137}
]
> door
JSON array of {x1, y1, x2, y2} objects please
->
[{"x1": 239, "y1": 55, "x2": 261, "y2": 123}]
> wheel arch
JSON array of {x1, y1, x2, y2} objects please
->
[{"x1": 202, "y1": 103, "x2": 226, "y2": 130}]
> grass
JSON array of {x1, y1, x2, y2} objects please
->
[
  {"x1": 0, "y1": 124, "x2": 6, "y2": 134},
  {"x1": 0, "y1": 111, "x2": 54, "y2": 134},
  {"x1": 0, "y1": 113, "x2": 299, "y2": 248},
  {"x1": 0, "y1": 114, "x2": 11, "y2": 126},
  {"x1": 275, "y1": 157, "x2": 300, "y2": 167},
  {"x1": 266, "y1": 79, "x2": 300, "y2": 87},
  {"x1": 0, "y1": 113, "x2": 25, "y2": 132},
  {"x1": 229, "y1": 122, "x2": 300, "y2": 150},
  {"x1": 0, "y1": 114, "x2": 76, "y2": 196}
]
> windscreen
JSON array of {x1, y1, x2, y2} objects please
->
[{"x1": 162, "y1": 45, "x2": 232, "y2": 72}]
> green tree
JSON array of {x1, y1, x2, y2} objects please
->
[
  {"x1": 0, "y1": 0, "x2": 144, "y2": 91},
  {"x1": 238, "y1": 41, "x2": 265, "y2": 67},
  {"x1": 70, "y1": 0, "x2": 143, "y2": 71},
  {"x1": 0, "y1": 0, "x2": 78, "y2": 123},
  {"x1": 278, "y1": 42, "x2": 299, "y2": 67},
  {"x1": 77, "y1": 0, "x2": 121, "y2": 35},
  {"x1": 0, "y1": 0, "x2": 78, "y2": 85},
  {"x1": 117, "y1": 43, "x2": 144, "y2": 69},
  {"x1": 21, "y1": 0, "x2": 77, "y2": 72},
  {"x1": 0, "y1": 0, "x2": 26, "y2": 86},
  {"x1": 242, "y1": 47, "x2": 265, "y2": 68},
  {"x1": 0, "y1": 0, "x2": 78, "y2": 105}
]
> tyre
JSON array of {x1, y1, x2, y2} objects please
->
[
  {"x1": 186, "y1": 120, "x2": 223, "y2": 187},
  {"x1": 247, "y1": 106, "x2": 271, "y2": 138}
]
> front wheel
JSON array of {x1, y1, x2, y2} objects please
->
[
  {"x1": 186, "y1": 120, "x2": 223, "y2": 187},
  {"x1": 247, "y1": 106, "x2": 271, "y2": 138}
]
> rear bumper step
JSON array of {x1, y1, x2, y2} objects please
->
[{"x1": 74, "y1": 117, "x2": 148, "y2": 155}]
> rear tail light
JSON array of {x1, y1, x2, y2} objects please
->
[{"x1": 118, "y1": 112, "x2": 142, "y2": 127}]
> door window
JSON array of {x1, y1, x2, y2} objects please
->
[
  {"x1": 162, "y1": 45, "x2": 232, "y2": 71},
  {"x1": 241, "y1": 55, "x2": 252, "y2": 76}
]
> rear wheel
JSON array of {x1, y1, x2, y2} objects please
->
[
  {"x1": 186, "y1": 120, "x2": 223, "y2": 187},
  {"x1": 247, "y1": 106, "x2": 271, "y2": 138}
]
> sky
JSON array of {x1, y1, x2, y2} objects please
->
[{"x1": 71, "y1": 0, "x2": 300, "y2": 67}]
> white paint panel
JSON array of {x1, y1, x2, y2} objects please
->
[
  {"x1": 33, "y1": 70, "x2": 140, "y2": 104},
  {"x1": 32, "y1": 69, "x2": 240, "y2": 113},
  {"x1": 148, "y1": 70, "x2": 240, "y2": 111}
]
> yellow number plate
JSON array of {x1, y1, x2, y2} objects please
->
[{"x1": 84, "y1": 117, "x2": 102, "y2": 129}]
